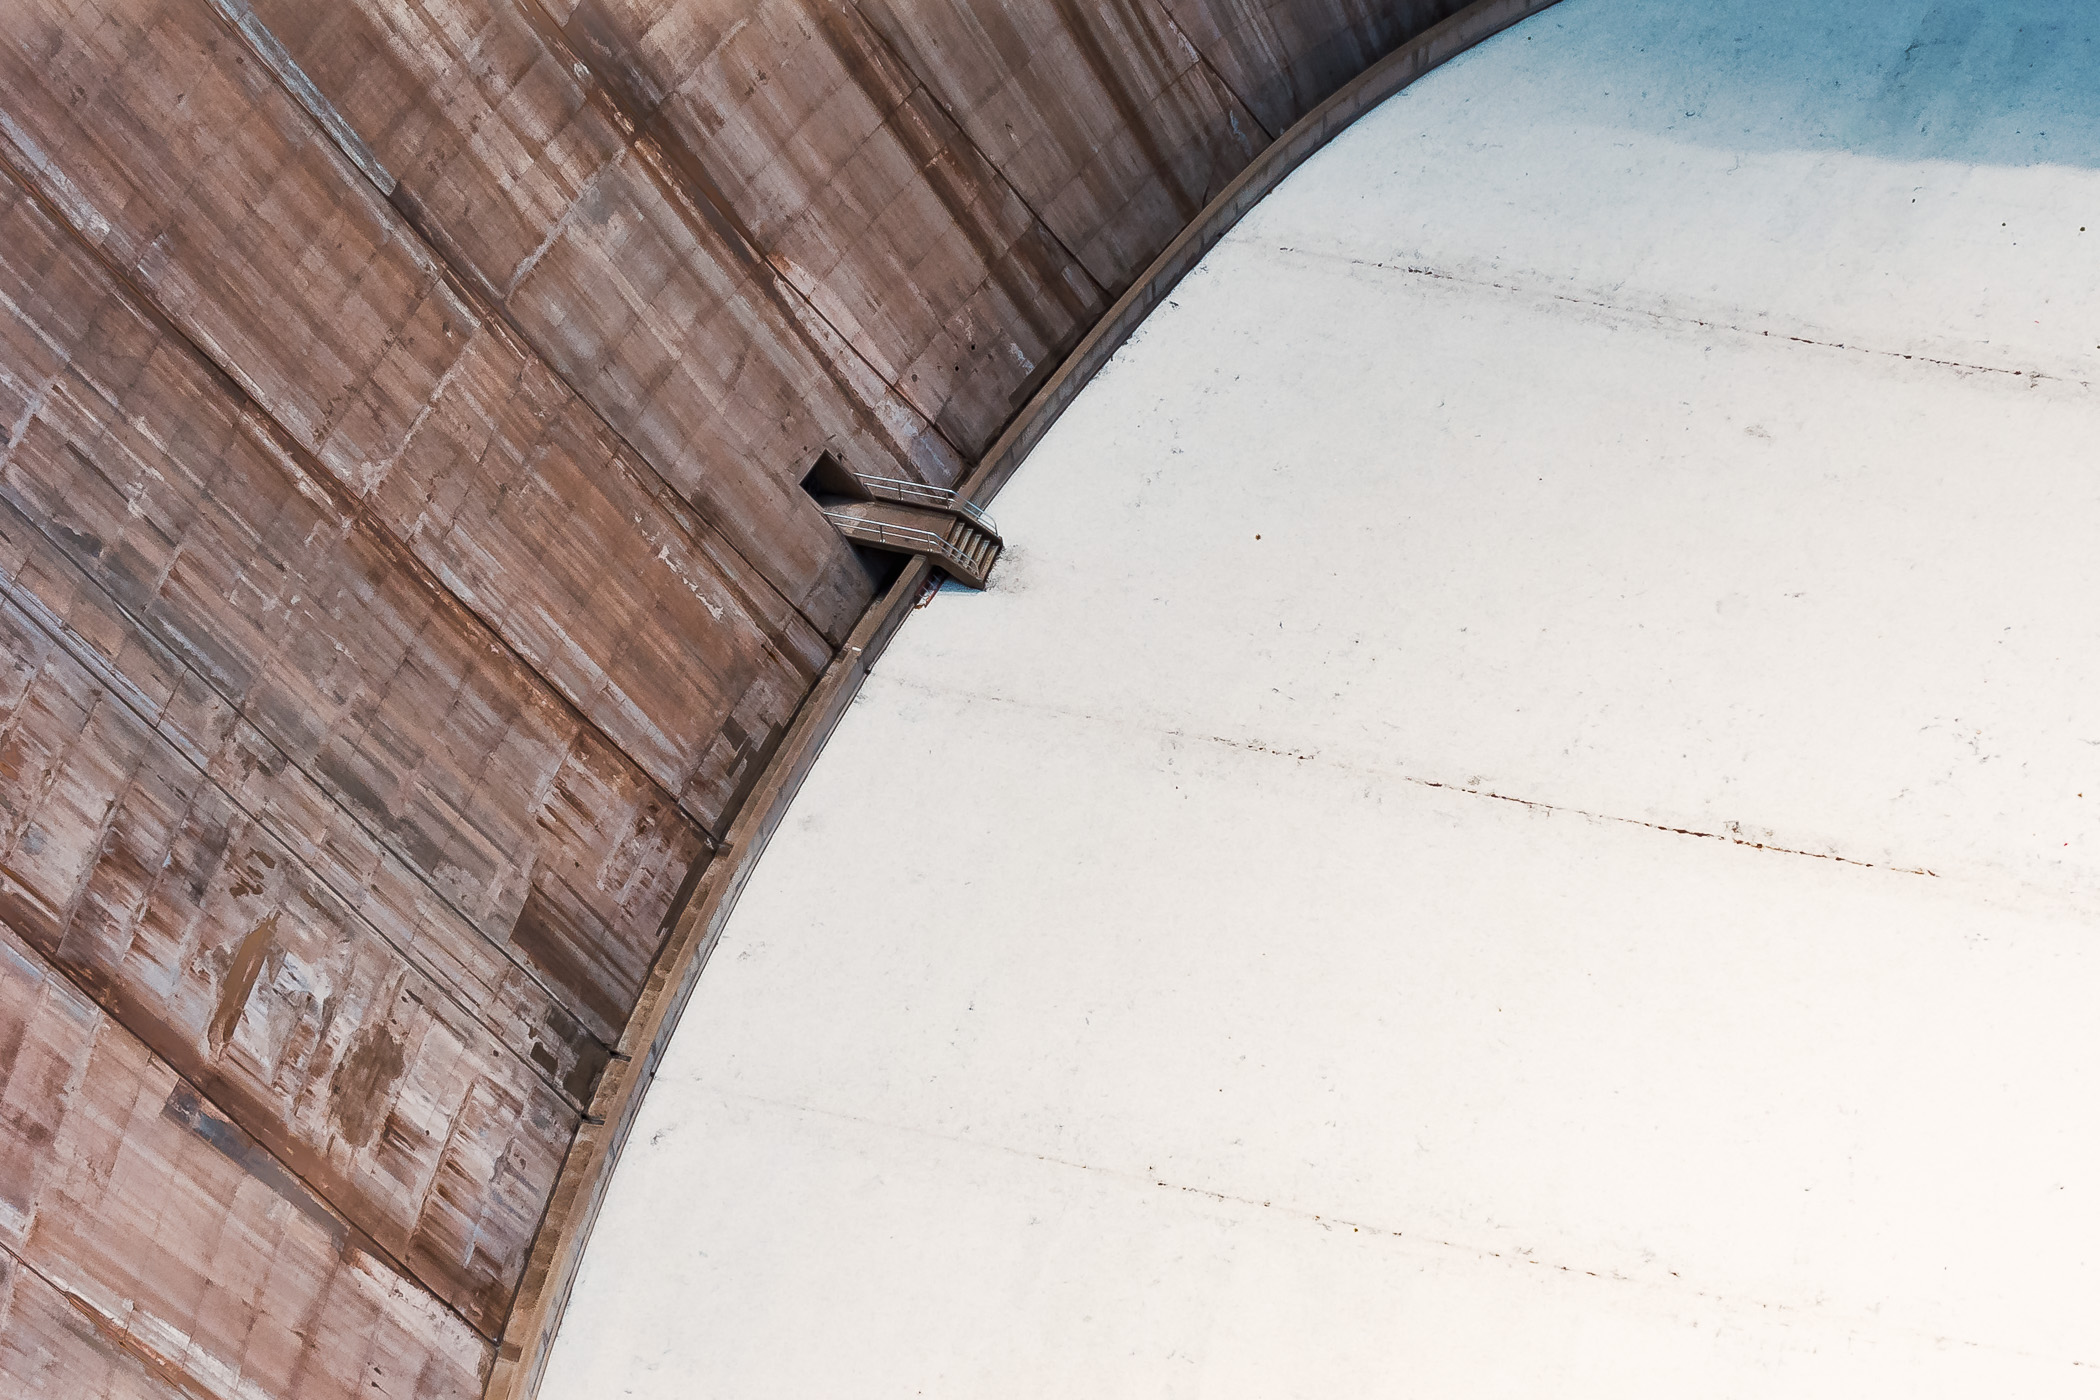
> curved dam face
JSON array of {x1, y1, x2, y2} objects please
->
[
  {"x1": 544, "y1": 1, "x2": 2100, "y2": 1394},
  {"x1": 0, "y1": 2, "x2": 1510, "y2": 1397}
]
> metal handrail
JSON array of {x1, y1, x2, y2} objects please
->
[
  {"x1": 821, "y1": 510, "x2": 980, "y2": 575},
  {"x1": 855, "y1": 473, "x2": 999, "y2": 536}
]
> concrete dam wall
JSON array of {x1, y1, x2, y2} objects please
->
[{"x1": 0, "y1": 1, "x2": 1541, "y2": 1395}]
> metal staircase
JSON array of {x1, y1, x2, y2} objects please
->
[{"x1": 803, "y1": 456, "x2": 1004, "y2": 589}]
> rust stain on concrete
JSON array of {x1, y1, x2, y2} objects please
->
[{"x1": 206, "y1": 911, "x2": 275, "y2": 1055}]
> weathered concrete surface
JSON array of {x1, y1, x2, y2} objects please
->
[
  {"x1": 543, "y1": 0, "x2": 2100, "y2": 1394},
  {"x1": 0, "y1": 0, "x2": 1462, "y2": 1394},
  {"x1": 528, "y1": 0, "x2": 1110, "y2": 461},
  {"x1": 0, "y1": 0, "x2": 838, "y2": 779},
  {"x1": 242, "y1": 0, "x2": 967, "y2": 630},
  {"x1": 1, "y1": 1252, "x2": 189, "y2": 1400},
  {"x1": 1, "y1": 926, "x2": 490, "y2": 1396},
  {"x1": 1165, "y1": 0, "x2": 1472, "y2": 135},
  {"x1": 0, "y1": 173, "x2": 702, "y2": 1076},
  {"x1": 0, "y1": 570, "x2": 574, "y2": 1334},
  {"x1": 858, "y1": 0, "x2": 1268, "y2": 292}
]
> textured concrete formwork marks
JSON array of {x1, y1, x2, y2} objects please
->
[
  {"x1": 0, "y1": 171, "x2": 698, "y2": 1084},
  {"x1": 0, "y1": 926, "x2": 489, "y2": 1397},
  {"x1": 857, "y1": 0, "x2": 1266, "y2": 292},
  {"x1": 1, "y1": 1251, "x2": 192, "y2": 1400},
  {"x1": 1163, "y1": 0, "x2": 1472, "y2": 136},
  {"x1": 0, "y1": 563, "x2": 571, "y2": 1337},
  {"x1": 0, "y1": 0, "x2": 1487, "y2": 1394},
  {"x1": 0, "y1": 0, "x2": 837, "y2": 786},
  {"x1": 545, "y1": 0, "x2": 2100, "y2": 1392},
  {"x1": 520, "y1": 0, "x2": 1107, "y2": 461},
  {"x1": 235, "y1": 0, "x2": 961, "y2": 635}
]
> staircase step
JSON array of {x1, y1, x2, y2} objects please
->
[{"x1": 820, "y1": 496, "x2": 999, "y2": 588}]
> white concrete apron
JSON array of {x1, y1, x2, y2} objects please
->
[{"x1": 546, "y1": 1, "x2": 2100, "y2": 1393}]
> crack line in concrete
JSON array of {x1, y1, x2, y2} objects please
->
[
  {"x1": 1265, "y1": 243, "x2": 2092, "y2": 388},
  {"x1": 685, "y1": 1085, "x2": 2092, "y2": 1372},
  {"x1": 875, "y1": 673, "x2": 1938, "y2": 876}
]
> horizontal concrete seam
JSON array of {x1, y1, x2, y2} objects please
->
[
  {"x1": 1144, "y1": 0, "x2": 1278, "y2": 148},
  {"x1": 0, "y1": 932, "x2": 486, "y2": 1354},
  {"x1": 520, "y1": 0, "x2": 977, "y2": 494},
  {"x1": 690, "y1": 1085, "x2": 2092, "y2": 1372},
  {"x1": 199, "y1": 0, "x2": 396, "y2": 193},
  {"x1": 0, "y1": 511, "x2": 602, "y2": 1113},
  {"x1": 0, "y1": 1236, "x2": 228, "y2": 1400},
  {"x1": 847, "y1": 0, "x2": 1101, "y2": 300},
  {"x1": 874, "y1": 672, "x2": 1940, "y2": 878},
  {"x1": 0, "y1": 92, "x2": 725, "y2": 972},
  {"x1": 196, "y1": 0, "x2": 839, "y2": 691},
  {"x1": 1280, "y1": 247, "x2": 2089, "y2": 387}
]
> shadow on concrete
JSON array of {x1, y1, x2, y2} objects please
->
[{"x1": 1528, "y1": 0, "x2": 2100, "y2": 171}]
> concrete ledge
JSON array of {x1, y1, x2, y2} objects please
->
[{"x1": 485, "y1": 2, "x2": 1560, "y2": 1393}]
